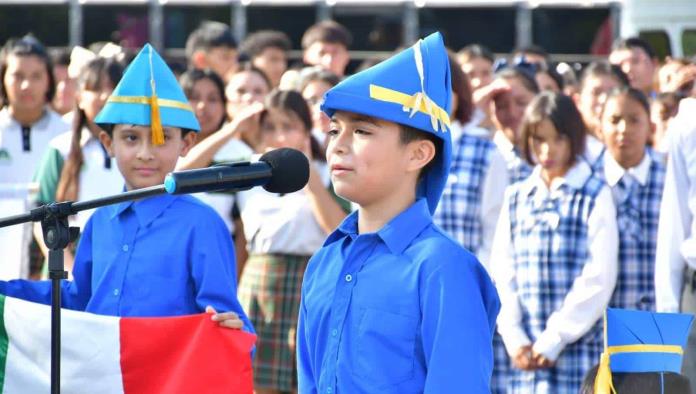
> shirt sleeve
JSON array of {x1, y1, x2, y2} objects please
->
[
  {"x1": 297, "y1": 291, "x2": 318, "y2": 394},
  {"x1": 490, "y1": 189, "x2": 532, "y2": 356},
  {"x1": 532, "y1": 186, "x2": 619, "y2": 360},
  {"x1": 478, "y1": 148, "x2": 509, "y2": 271},
  {"x1": 420, "y1": 249, "x2": 500, "y2": 393},
  {"x1": 0, "y1": 216, "x2": 94, "y2": 311},
  {"x1": 189, "y1": 211, "x2": 254, "y2": 333},
  {"x1": 655, "y1": 127, "x2": 694, "y2": 312},
  {"x1": 33, "y1": 146, "x2": 64, "y2": 205}
]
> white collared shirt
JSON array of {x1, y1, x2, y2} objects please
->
[
  {"x1": 655, "y1": 98, "x2": 696, "y2": 312},
  {"x1": 237, "y1": 159, "x2": 331, "y2": 256},
  {"x1": 0, "y1": 106, "x2": 68, "y2": 185},
  {"x1": 584, "y1": 134, "x2": 605, "y2": 168},
  {"x1": 491, "y1": 159, "x2": 618, "y2": 360},
  {"x1": 602, "y1": 149, "x2": 652, "y2": 188}
]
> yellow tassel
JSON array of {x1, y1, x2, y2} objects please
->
[
  {"x1": 594, "y1": 352, "x2": 616, "y2": 394},
  {"x1": 150, "y1": 94, "x2": 164, "y2": 145}
]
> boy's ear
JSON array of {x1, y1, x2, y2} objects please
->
[
  {"x1": 99, "y1": 130, "x2": 115, "y2": 157},
  {"x1": 407, "y1": 139, "x2": 436, "y2": 174},
  {"x1": 191, "y1": 51, "x2": 208, "y2": 70},
  {"x1": 179, "y1": 131, "x2": 197, "y2": 157}
]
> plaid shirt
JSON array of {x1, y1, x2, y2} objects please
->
[
  {"x1": 434, "y1": 133, "x2": 495, "y2": 256},
  {"x1": 505, "y1": 167, "x2": 606, "y2": 393},
  {"x1": 597, "y1": 148, "x2": 666, "y2": 311}
]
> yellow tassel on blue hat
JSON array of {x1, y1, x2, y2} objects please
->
[
  {"x1": 594, "y1": 352, "x2": 616, "y2": 394},
  {"x1": 150, "y1": 80, "x2": 164, "y2": 145}
]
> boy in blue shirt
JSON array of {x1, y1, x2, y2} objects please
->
[
  {"x1": 297, "y1": 32, "x2": 500, "y2": 393},
  {"x1": 0, "y1": 44, "x2": 251, "y2": 331}
]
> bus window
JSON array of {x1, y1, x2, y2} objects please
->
[
  {"x1": 532, "y1": 7, "x2": 610, "y2": 54},
  {"x1": 83, "y1": 5, "x2": 149, "y2": 49},
  {"x1": 639, "y1": 30, "x2": 671, "y2": 60},
  {"x1": 418, "y1": 7, "x2": 516, "y2": 53},
  {"x1": 0, "y1": 4, "x2": 69, "y2": 47},
  {"x1": 247, "y1": 5, "x2": 316, "y2": 50},
  {"x1": 163, "y1": 6, "x2": 230, "y2": 49},
  {"x1": 683, "y1": 30, "x2": 696, "y2": 57}
]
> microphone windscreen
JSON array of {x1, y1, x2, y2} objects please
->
[{"x1": 259, "y1": 148, "x2": 310, "y2": 193}]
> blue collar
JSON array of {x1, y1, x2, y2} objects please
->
[
  {"x1": 326, "y1": 198, "x2": 433, "y2": 255},
  {"x1": 109, "y1": 193, "x2": 178, "y2": 228}
]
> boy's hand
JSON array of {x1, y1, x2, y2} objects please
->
[
  {"x1": 512, "y1": 345, "x2": 534, "y2": 370},
  {"x1": 531, "y1": 350, "x2": 555, "y2": 369},
  {"x1": 205, "y1": 306, "x2": 244, "y2": 329}
]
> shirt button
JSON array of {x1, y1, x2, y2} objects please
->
[
  {"x1": 122, "y1": 244, "x2": 129, "y2": 252},
  {"x1": 113, "y1": 289, "x2": 119, "y2": 296},
  {"x1": 327, "y1": 388, "x2": 332, "y2": 394},
  {"x1": 331, "y1": 329, "x2": 338, "y2": 337},
  {"x1": 345, "y1": 274, "x2": 352, "y2": 282}
]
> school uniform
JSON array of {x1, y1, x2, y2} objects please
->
[
  {"x1": 298, "y1": 32, "x2": 500, "y2": 393},
  {"x1": 595, "y1": 148, "x2": 665, "y2": 311},
  {"x1": 434, "y1": 122, "x2": 508, "y2": 270},
  {"x1": 0, "y1": 106, "x2": 68, "y2": 280},
  {"x1": 493, "y1": 131, "x2": 533, "y2": 184},
  {"x1": 492, "y1": 159, "x2": 618, "y2": 394},
  {"x1": 236, "y1": 160, "x2": 335, "y2": 391},
  {"x1": 583, "y1": 134, "x2": 605, "y2": 170},
  {"x1": 34, "y1": 127, "x2": 125, "y2": 228}
]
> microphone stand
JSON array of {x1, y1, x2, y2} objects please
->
[{"x1": 0, "y1": 184, "x2": 166, "y2": 394}]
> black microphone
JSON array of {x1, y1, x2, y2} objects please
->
[{"x1": 164, "y1": 147, "x2": 310, "y2": 195}]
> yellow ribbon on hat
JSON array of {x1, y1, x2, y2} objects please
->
[
  {"x1": 368, "y1": 39, "x2": 450, "y2": 132},
  {"x1": 594, "y1": 311, "x2": 684, "y2": 394}
]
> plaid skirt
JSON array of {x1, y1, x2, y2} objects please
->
[{"x1": 237, "y1": 253, "x2": 309, "y2": 391}]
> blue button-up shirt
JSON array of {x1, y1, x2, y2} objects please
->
[
  {"x1": 297, "y1": 198, "x2": 500, "y2": 394},
  {"x1": 1, "y1": 194, "x2": 252, "y2": 331}
]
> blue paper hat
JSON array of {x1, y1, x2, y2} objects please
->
[
  {"x1": 594, "y1": 308, "x2": 694, "y2": 393},
  {"x1": 321, "y1": 32, "x2": 452, "y2": 214},
  {"x1": 95, "y1": 43, "x2": 200, "y2": 144}
]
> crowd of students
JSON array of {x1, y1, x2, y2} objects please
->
[{"x1": 1, "y1": 18, "x2": 696, "y2": 393}]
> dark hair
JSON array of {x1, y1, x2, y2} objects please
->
[
  {"x1": 50, "y1": 48, "x2": 71, "y2": 67},
  {"x1": 56, "y1": 57, "x2": 124, "y2": 202},
  {"x1": 185, "y1": 21, "x2": 237, "y2": 62},
  {"x1": 612, "y1": 37, "x2": 657, "y2": 60},
  {"x1": 299, "y1": 68, "x2": 340, "y2": 92},
  {"x1": 457, "y1": 44, "x2": 495, "y2": 64},
  {"x1": 229, "y1": 61, "x2": 272, "y2": 91},
  {"x1": 261, "y1": 89, "x2": 323, "y2": 161},
  {"x1": 0, "y1": 35, "x2": 55, "y2": 108},
  {"x1": 520, "y1": 92, "x2": 586, "y2": 167},
  {"x1": 604, "y1": 86, "x2": 651, "y2": 118},
  {"x1": 580, "y1": 365, "x2": 692, "y2": 394},
  {"x1": 448, "y1": 52, "x2": 474, "y2": 125},
  {"x1": 399, "y1": 124, "x2": 442, "y2": 179},
  {"x1": 495, "y1": 67, "x2": 540, "y2": 95},
  {"x1": 301, "y1": 20, "x2": 352, "y2": 49},
  {"x1": 179, "y1": 67, "x2": 227, "y2": 130},
  {"x1": 580, "y1": 61, "x2": 630, "y2": 90},
  {"x1": 239, "y1": 30, "x2": 291, "y2": 60},
  {"x1": 537, "y1": 67, "x2": 565, "y2": 91}
]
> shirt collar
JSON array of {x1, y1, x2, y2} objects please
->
[
  {"x1": 109, "y1": 193, "x2": 178, "y2": 228},
  {"x1": 494, "y1": 131, "x2": 515, "y2": 153},
  {"x1": 522, "y1": 157, "x2": 593, "y2": 199},
  {"x1": 325, "y1": 198, "x2": 433, "y2": 255},
  {"x1": 603, "y1": 150, "x2": 652, "y2": 187},
  {"x1": 0, "y1": 106, "x2": 53, "y2": 129}
]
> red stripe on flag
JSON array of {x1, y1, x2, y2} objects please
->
[{"x1": 120, "y1": 313, "x2": 256, "y2": 394}]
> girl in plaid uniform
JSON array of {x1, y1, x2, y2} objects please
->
[
  {"x1": 491, "y1": 92, "x2": 619, "y2": 393},
  {"x1": 596, "y1": 87, "x2": 665, "y2": 311},
  {"x1": 236, "y1": 90, "x2": 348, "y2": 394},
  {"x1": 488, "y1": 67, "x2": 540, "y2": 184},
  {"x1": 434, "y1": 55, "x2": 507, "y2": 270}
]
